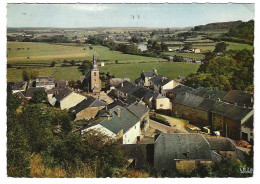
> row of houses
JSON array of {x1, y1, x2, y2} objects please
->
[
  {"x1": 122, "y1": 132, "x2": 242, "y2": 173},
  {"x1": 8, "y1": 77, "x2": 107, "y2": 121},
  {"x1": 168, "y1": 85, "x2": 254, "y2": 142}
]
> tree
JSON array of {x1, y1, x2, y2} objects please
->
[
  {"x1": 22, "y1": 70, "x2": 30, "y2": 81},
  {"x1": 172, "y1": 55, "x2": 185, "y2": 62},
  {"x1": 160, "y1": 42, "x2": 168, "y2": 52},
  {"x1": 214, "y1": 42, "x2": 228, "y2": 53},
  {"x1": 51, "y1": 61, "x2": 56, "y2": 67},
  {"x1": 31, "y1": 90, "x2": 47, "y2": 103},
  {"x1": 182, "y1": 43, "x2": 193, "y2": 50},
  {"x1": 70, "y1": 60, "x2": 76, "y2": 66},
  {"x1": 115, "y1": 60, "x2": 119, "y2": 64}
]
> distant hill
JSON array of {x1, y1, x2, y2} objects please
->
[
  {"x1": 193, "y1": 21, "x2": 243, "y2": 31},
  {"x1": 227, "y1": 20, "x2": 254, "y2": 42}
]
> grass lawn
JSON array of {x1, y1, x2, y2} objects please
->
[
  {"x1": 99, "y1": 62, "x2": 199, "y2": 81},
  {"x1": 7, "y1": 42, "x2": 165, "y2": 64},
  {"x1": 7, "y1": 66, "x2": 83, "y2": 82},
  {"x1": 192, "y1": 42, "x2": 253, "y2": 53},
  {"x1": 163, "y1": 52, "x2": 205, "y2": 60}
]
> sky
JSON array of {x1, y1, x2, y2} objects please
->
[{"x1": 7, "y1": 3, "x2": 255, "y2": 28}]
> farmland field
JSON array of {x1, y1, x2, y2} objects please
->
[
  {"x1": 7, "y1": 62, "x2": 199, "y2": 82},
  {"x1": 7, "y1": 42, "x2": 165, "y2": 64},
  {"x1": 193, "y1": 42, "x2": 253, "y2": 52},
  {"x1": 99, "y1": 62, "x2": 199, "y2": 82},
  {"x1": 7, "y1": 66, "x2": 84, "y2": 82}
]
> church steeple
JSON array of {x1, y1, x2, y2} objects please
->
[
  {"x1": 92, "y1": 54, "x2": 98, "y2": 70},
  {"x1": 93, "y1": 54, "x2": 96, "y2": 64}
]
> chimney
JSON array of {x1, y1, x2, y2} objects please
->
[
  {"x1": 117, "y1": 108, "x2": 120, "y2": 117},
  {"x1": 121, "y1": 83, "x2": 124, "y2": 87}
]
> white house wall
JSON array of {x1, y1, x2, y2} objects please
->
[{"x1": 123, "y1": 121, "x2": 141, "y2": 144}]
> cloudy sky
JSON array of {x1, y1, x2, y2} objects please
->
[{"x1": 7, "y1": 3, "x2": 255, "y2": 28}]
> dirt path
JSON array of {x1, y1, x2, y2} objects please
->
[{"x1": 158, "y1": 114, "x2": 188, "y2": 131}]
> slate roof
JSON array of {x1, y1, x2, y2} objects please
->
[
  {"x1": 197, "y1": 98, "x2": 219, "y2": 112},
  {"x1": 95, "y1": 105, "x2": 139, "y2": 134},
  {"x1": 141, "y1": 71, "x2": 157, "y2": 78},
  {"x1": 128, "y1": 85, "x2": 142, "y2": 95},
  {"x1": 23, "y1": 87, "x2": 45, "y2": 98},
  {"x1": 206, "y1": 137, "x2": 236, "y2": 151},
  {"x1": 144, "y1": 91, "x2": 161, "y2": 99},
  {"x1": 115, "y1": 81, "x2": 135, "y2": 94},
  {"x1": 127, "y1": 95, "x2": 138, "y2": 104},
  {"x1": 7, "y1": 81, "x2": 27, "y2": 91},
  {"x1": 173, "y1": 92, "x2": 204, "y2": 109},
  {"x1": 127, "y1": 102, "x2": 149, "y2": 119},
  {"x1": 211, "y1": 102, "x2": 253, "y2": 121},
  {"x1": 168, "y1": 84, "x2": 193, "y2": 95},
  {"x1": 69, "y1": 96, "x2": 106, "y2": 114},
  {"x1": 223, "y1": 90, "x2": 253, "y2": 108},
  {"x1": 135, "y1": 77, "x2": 143, "y2": 84},
  {"x1": 155, "y1": 133, "x2": 212, "y2": 160},
  {"x1": 131, "y1": 87, "x2": 153, "y2": 99},
  {"x1": 56, "y1": 80, "x2": 67, "y2": 88},
  {"x1": 53, "y1": 87, "x2": 73, "y2": 101},
  {"x1": 149, "y1": 75, "x2": 172, "y2": 86},
  {"x1": 35, "y1": 76, "x2": 55, "y2": 86}
]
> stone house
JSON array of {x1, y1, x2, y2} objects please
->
[
  {"x1": 223, "y1": 90, "x2": 253, "y2": 108},
  {"x1": 172, "y1": 92, "x2": 206, "y2": 124},
  {"x1": 108, "y1": 78, "x2": 131, "y2": 90},
  {"x1": 80, "y1": 105, "x2": 142, "y2": 144},
  {"x1": 135, "y1": 69, "x2": 158, "y2": 87},
  {"x1": 50, "y1": 87, "x2": 86, "y2": 110},
  {"x1": 189, "y1": 86, "x2": 228, "y2": 101},
  {"x1": 7, "y1": 81, "x2": 28, "y2": 94},
  {"x1": 69, "y1": 96, "x2": 107, "y2": 121},
  {"x1": 154, "y1": 133, "x2": 213, "y2": 173},
  {"x1": 149, "y1": 75, "x2": 179, "y2": 96},
  {"x1": 211, "y1": 102, "x2": 254, "y2": 140},
  {"x1": 166, "y1": 84, "x2": 193, "y2": 100},
  {"x1": 35, "y1": 76, "x2": 56, "y2": 90},
  {"x1": 114, "y1": 81, "x2": 135, "y2": 100},
  {"x1": 206, "y1": 137, "x2": 237, "y2": 160},
  {"x1": 127, "y1": 102, "x2": 150, "y2": 133}
]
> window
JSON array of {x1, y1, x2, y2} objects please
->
[
  {"x1": 250, "y1": 133, "x2": 253, "y2": 136},
  {"x1": 135, "y1": 126, "x2": 136, "y2": 129},
  {"x1": 94, "y1": 72, "x2": 96, "y2": 76},
  {"x1": 160, "y1": 104, "x2": 163, "y2": 107}
]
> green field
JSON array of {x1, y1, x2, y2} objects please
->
[
  {"x1": 7, "y1": 42, "x2": 165, "y2": 64},
  {"x1": 7, "y1": 62, "x2": 199, "y2": 82},
  {"x1": 99, "y1": 62, "x2": 199, "y2": 81},
  {"x1": 163, "y1": 52, "x2": 205, "y2": 60},
  {"x1": 192, "y1": 42, "x2": 253, "y2": 53},
  {"x1": 7, "y1": 67, "x2": 84, "y2": 82}
]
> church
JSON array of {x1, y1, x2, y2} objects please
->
[{"x1": 83, "y1": 55, "x2": 102, "y2": 94}]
